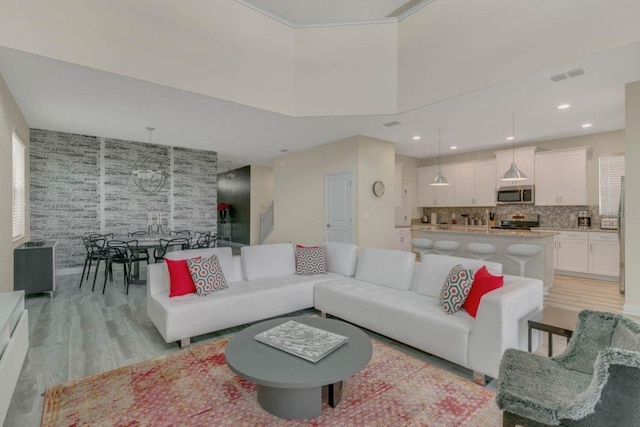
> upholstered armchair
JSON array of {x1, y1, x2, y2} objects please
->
[{"x1": 496, "y1": 310, "x2": 640, "y2": 426}]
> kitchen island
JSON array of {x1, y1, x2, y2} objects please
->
[{"x1": 412, "y1": 225, "x2": 558, "y2": 293}]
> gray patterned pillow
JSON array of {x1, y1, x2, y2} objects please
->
[{"x1": 439, "y1": 264, "x2": 474, "y2": 314}]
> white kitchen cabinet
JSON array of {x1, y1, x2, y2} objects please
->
[
  {"x1": 453, "y1": 159, "x2": 496, "y2": 207},
  {"x1": 417, "y1": 165, "x2": 455, "y2": 207},
  {"x1": 588, "y1": 232, "x2": 620, "y2": 277},
  {"x1": 556, "y1": 231, "x2": 589, "y2": 273},
  {"x1": 535, "y1": 148, "x2": 589, "y2": 206},
  {"x1": 393, "y1": 227, "x2": 412, "y2": 251},
  {"x1": 495, "y1": 146, "x2": 537, "y2": 188}
]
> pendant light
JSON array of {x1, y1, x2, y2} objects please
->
[
  {"x1": 500, "y1": 113, "x2": 527, "y2": 182},
  {"x1": 431, "y1": 129, "x2": 450, "y2": 186}
]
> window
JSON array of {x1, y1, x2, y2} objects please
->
[
  {"x1": 12, "y1": 133, "x2": 26, "y2": 241},
  {"x1": 599, "y1": 155, "x2": 625, "y2": 217}
]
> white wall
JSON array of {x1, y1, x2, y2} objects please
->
[
  {"x1": 395, "y1": 154, "x2": 422, "y2": 221},
  {"x1": 398, "y1": 0, "x2": 640, "y2": 112},
  {"x1": 1, "y1": 1, "x2": 637, "y2": 117},
  {"x1": 267, "y1": 137, "x2": 359, "y2": 246},
  {"x1": 357, "y1": 137, "x2": 395, "y2": 249},
  {"x1": 267, "y1": 135, "x2": 395, "y2": 249},
  {"x1": 294, "y1": 23, "x2": 397, "y2": 116},
  {"x1": 0, "y1": 72, "x2": 29, "y2": 292},
  {"x1": 250, "y1": 165, "x2": 274, "y2": 246},
  {"x1": 0, "y1": 0, "x2": 296, "y2": 115},
  {"x1": 624, "y1": 82, "x2": 640, "y2": 315}
]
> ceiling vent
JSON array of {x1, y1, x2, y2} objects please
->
[
  {"x1": 549, "y1": 67, "x2": 586, "y2": 83},
  {"x1": 382, "y1": 120, "x2": 401, "y2": 127}
]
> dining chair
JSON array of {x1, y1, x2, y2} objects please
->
[
  {"x1": 191, "y1": 231, "x2": 215, "y2": 248},
  {"x1": 104, "y1": 240, "x2": 133, "y2": 294},
  {"x1": 128, "y1": 231, "x2": 151, "y2": 263},
  {"x1": 79, "y1": 235, "x2": 110, "y2": 292},
  {"x1": 154, "y1": 237, "x2": 190, "y2": 262}
]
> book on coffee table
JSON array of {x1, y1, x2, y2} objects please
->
[{"x1": 254, "y1": 320, "x2": 349, "y2": 363}]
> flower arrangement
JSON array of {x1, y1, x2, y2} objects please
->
[
  {"x1": 217, "y1": 202, "x2": 230, "y2": 211},
  {"x1": 218, "y1": 202, "x2": 230, "y2": 223}
]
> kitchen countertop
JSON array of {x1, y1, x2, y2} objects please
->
[
  {"x1": 411, "y1": 224, "x2": 618, "y2": 234},
  {"x1": 411, "y1": 225, "x2": 558, "y2": 238}
]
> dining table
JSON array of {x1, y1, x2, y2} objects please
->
[{"x1": 109, "y1": 235, "x2": 175, "y2": 285}]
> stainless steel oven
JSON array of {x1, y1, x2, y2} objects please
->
[{"x1": 496, "y1": 185, "x2": 535, "y2": 205}]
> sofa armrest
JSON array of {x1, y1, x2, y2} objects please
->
[
  {"x1": 147, "y1": 263, "x2": 169, "y2": 297},
  {"x1": 467, "y1": 275, "x2": 543, "y2": 379}
]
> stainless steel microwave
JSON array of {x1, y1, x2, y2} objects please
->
[{"x1": 496, "y1": 185, "x2": 535, "y2": 204}]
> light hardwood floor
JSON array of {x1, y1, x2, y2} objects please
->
[{"x1": 2, "y1": 271, "x2": 629, "y2": 426}]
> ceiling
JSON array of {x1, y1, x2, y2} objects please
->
[
  {"x1": 237, "y1": 0, "x2": 429, "y2": 26},
  {"x1": 0, "y1": 41, "x2": 637, "y2": 170}
]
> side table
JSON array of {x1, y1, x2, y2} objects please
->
[{"x1": 528, "y1": 306, "x2": 578, "y2": 357}]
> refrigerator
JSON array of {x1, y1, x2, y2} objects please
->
[{"x1": 619, "y1": 176, "x2": 625, "y2": 294}]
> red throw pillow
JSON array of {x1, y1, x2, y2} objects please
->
[
  {"x1": 463, "y1": 265, "x2": 504, "y2": 318},
  {"x1": 166, "y1": 257, "x2": 200, "y2": 297}
]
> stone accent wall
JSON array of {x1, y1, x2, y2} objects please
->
[{"x1": 30, "y1": 129, "x2": 217, "y2": 269}]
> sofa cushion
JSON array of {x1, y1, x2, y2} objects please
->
[
  {"x1": 241, "y1": 243, "x2": 295, "y2": 280},
  {"x1": 413, "y1": 254, "x2": 502, "y2": 298},
  {"x1": 187, "y1": 255, "x2": 228, "y2": 296},
  {"x1": 166, "y1": 258, "x2": 198, "y2": 297},
  {"x1": 355, "y1": 248, "x2": 415, "y2": 290},
  {"x1": 295, "y1": 245, "x2": 328, "y2": 275},
  {"x1": 463, "y1": 266, "x2": 504, "y2": 318},
  {"x1": 439, "y1": 264, "x2": 474, "y2": 314},
  {"x1": 165, "y1": 247, "x2": 237, "y2": 283},
  {"x1": 321, "y1": 241, "x2": 358, "y2": 277}
]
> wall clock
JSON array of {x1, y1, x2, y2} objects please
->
[{"x1": 372, "y1": 181, "x2": 385, "y2": 197}]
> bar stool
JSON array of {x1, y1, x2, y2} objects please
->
[
  {"x1": 505, "y1": 244, "x2": 542, "y2": 276},
  {"x1": 466, "y1": 243, "x2": 497, "y2": 261},
  {"x1": 411, "y1": 238, "x2": 433, "y2": 261},
  {"x1": 433, "y1": 240, "x2": 460, "y2": 256}
]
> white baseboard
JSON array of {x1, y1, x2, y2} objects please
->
[
  {"x1": 623, "y1": 304, "x2": 640, "y2": 317},
  {"x1": 56, "y1": 267, "x2": 84, "y2": 276}
]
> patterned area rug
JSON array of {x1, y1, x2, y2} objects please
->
[{"x1": 42, "y1": 337, "x2": 501, "y2": 426}]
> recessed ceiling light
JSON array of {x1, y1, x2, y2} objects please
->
[
  {"x1": 450, "y1": 146, "x2": 457, "y2": 150},
  {"x1": 557, "y1": 104, "x2": 571, "y2": 110},
  {"x1": 280, "y1": 149, "x2": 289, "y2": 152},
  {"x1": 412, "y1": 136, "x2": 421, "y2": 140},
  {"x1": 506, "y1": 136, "x2": 514, "y2": 141},
  {"x1": 581, "y1": 123, "x2": 593, "y2": 128}
]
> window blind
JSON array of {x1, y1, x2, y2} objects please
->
[
  {"x1": 599, "y1": 155, "x2": 625, "y2": 217},
  {"x1": 12, "y1": 133, "x2": 25, "y2": 241}
]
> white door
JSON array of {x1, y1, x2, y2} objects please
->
[
  {"x1": 453, "y1": 163, "x2": 474, "y2": 206},
  {"x1": 325, "y1": 171, "x2": 354, "y2": 243},
  {"x1": 474, "y1": 159, "x2": 497, "y2": 206}
]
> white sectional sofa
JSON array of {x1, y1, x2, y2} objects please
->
[
  {"x1": 147, "y1": 242, "x2": 357, "y2": 347},
  {"x1": 147, "y1": 242, "x2": 543, "y2": 380},
  {"x1": 314, "y1": 251, "x2": 543, "y2": 379}
]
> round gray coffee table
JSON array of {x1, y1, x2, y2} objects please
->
[{"x1": 225, "y1": 316, "x2": 372, "y2": 419}]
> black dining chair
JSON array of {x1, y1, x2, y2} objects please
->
[
  {"x1": 127, "y1": 231, "x2": 151, "y2": 263},
  {"x1": 79, "y1": 234, "x2": 111, "y2": 292},
  {"x1": 191, "y1": 231, "x2": 215, "y2": 249},
  {"x1": 104, "y1": 240, "x2": 135, "y2": 294},
  {"x1": 154, "y1": 237, "x2": 190, "y2": 262}
]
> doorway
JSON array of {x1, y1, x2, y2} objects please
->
[
  {"x1": 395, "y1": 181, "x2": 412, "y2": 226},
  {"x1": 325, "y1": 171, "x2": 354, "y2": 243}
]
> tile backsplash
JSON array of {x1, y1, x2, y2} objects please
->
[{"x1": 419, "y1": 205, "x2": 602, "y2": 229}]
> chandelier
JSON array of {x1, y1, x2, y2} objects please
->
[{"x1": 131, "y1": 127, "x2": 170, "y2": 194}]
